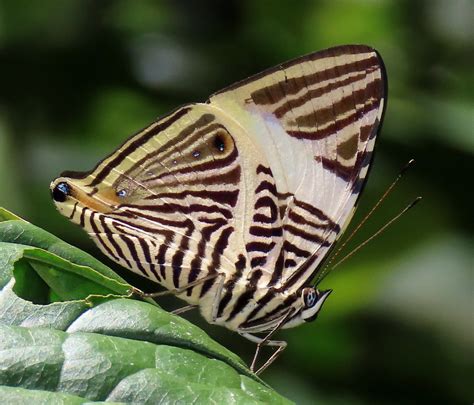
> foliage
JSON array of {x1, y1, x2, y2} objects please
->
[{"x1": 0, "y1": 208, "x2": 291, "y2": 404}]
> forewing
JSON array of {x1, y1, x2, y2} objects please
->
[{"x1": 209, "y1": 45, "x2": 386, "y2": 290}]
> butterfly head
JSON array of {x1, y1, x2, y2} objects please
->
[
  {"x1": 299, "y1": 287, "x2": 332, "y2": 322},
  {"x1": 280, "y1": 287, "x2": 331, "y2": 330}
]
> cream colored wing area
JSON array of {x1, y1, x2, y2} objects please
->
[
  {"x1": 60, "y1": 103, "x2": 271, "y2": 300},
  {"x1": 209, "y1": 45, "x2": 386, "y2": 289}
]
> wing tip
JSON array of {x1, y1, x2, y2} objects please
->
[{"x1": 210, "y1": 44, "x2": 388, "y2": 98}]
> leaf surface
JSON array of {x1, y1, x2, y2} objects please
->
[{"x1": 0, "y1": 207, "x2": 292, "y2": 404}]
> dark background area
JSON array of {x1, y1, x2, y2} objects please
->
[{"x1": 0, "y1": 1, "x2": 472, "y2": 404}]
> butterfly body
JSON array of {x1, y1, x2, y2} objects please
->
[{"x1": 51, "y1": 45, "x2": 386, "y2": 340}]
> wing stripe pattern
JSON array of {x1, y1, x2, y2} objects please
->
[
  {"x1": 208, "y1": 45, "x2": 386, "y2": 328},
  {"x1": 63, "y1": 107, "x2": 246, "y2": 300},
  {"x1": 53, "y1": 45, "x2": 386, "y2": 333}
]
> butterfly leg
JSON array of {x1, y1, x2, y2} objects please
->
[
  {"x1": 171, "y1": 304, "x2": 197, "y2": 315},
  {"x1": 211, "y1": 273, "x2": 226, "y2": 323},
  {"x1": 239, "y1": 332, "x2": 287, "y2": 375},
  {"x1": 239, "y1": 308, "x2": 294, "y2": 374},
  {"x1": 132, "y1": 273, "x2": 219, "y2": 298},
  {"x1": 169, "y1": 273, "x2": 223, "y2": 321}
]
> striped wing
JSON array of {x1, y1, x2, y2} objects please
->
[
  {"x1": 54, "y1": 105, "x2": 249, "y2": 298},
  {"x1": 209, "y1": 44, "x2": 386, "y2": 291},
  {"x1": 51, "y1": 45, "x2": 386, "y2": 311}
]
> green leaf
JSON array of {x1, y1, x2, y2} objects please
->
[
  {"x1": 0, "y1": 386, "x2": 86, "y2": 404},
  {"x1": 0, "y1": 219, "x2": 124, "y2": 283},
  {"x1": 0, "y1": 324, "x2": 286, "y2": 404},
  {"x1": 0, "y1": 208, "x2": 292, "y2": 404},
  {"x1": 0, "y1": 207, "x2": 22, "y2": 221}
]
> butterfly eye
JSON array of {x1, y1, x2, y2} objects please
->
[
  {"x1": 192, "y1": 150, "x2": 201, "y2": 158},
  {"x1": 52, "y1": 182, "x2": 70, "y2": 202},
  {"x1": 214, "y1": 134, "x2": 226, "y2": 152},
  {"x1": 302, "y1": 287, "x2": 317, "y2": 308}
]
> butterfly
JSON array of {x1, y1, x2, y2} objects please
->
[{"x1": 50, "y1": 44, "x2": 386, "y2": 374}]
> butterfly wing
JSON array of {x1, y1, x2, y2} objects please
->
[
  {"x1": 208, "y1": 45, "x2": 386, "y2": 291},
  {"x1": 52, "y1": 45, "x2": 386, "y2": 307}
]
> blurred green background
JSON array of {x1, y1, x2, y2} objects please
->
[{"x1": 0, "y1": 1, "x2": 472, "y2": 403}]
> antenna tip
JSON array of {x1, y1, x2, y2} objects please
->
[
  {"x1": 408, "y1": 196, "x2": 423, "y2": 209},
  {"x1": 400, "y1": 159, "x2": 416, "y2": 176}
]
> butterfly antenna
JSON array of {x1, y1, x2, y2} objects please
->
[
  {"x1": 327, "y1": 196, "x2": 422, "y2": 272},
  {"x1": 317, "y1": 159, "x2": 415, "y2": 283}
]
